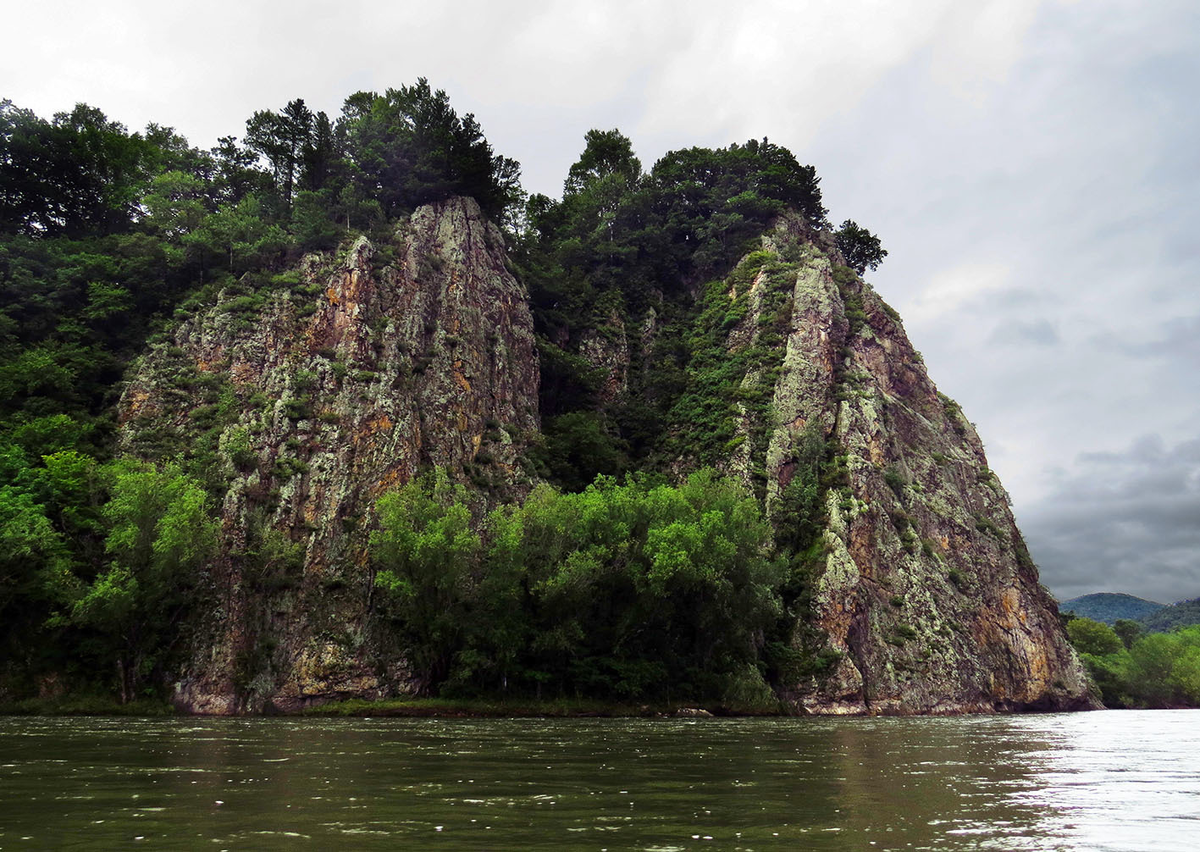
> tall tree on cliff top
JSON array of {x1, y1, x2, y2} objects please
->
[
  {"x1": 338, "y1": 79, "x2": 522, "y2": 224},
  {"x1": 835, "y1": 219, "x2": 888, "y2": 273},
  {"x1": 563, "y1": 128, "x2": 643, "y2": 198},
  {"x1": 244, "y1": 98, "x2": 315, "y2": 211}
]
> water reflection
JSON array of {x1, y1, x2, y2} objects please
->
[
  {"x1": 0, "y1": 711, "x2": 1197, "y2": 850},
  {"x1": 1008, "y1": 712, "x2": 1200, "y2": 851}
]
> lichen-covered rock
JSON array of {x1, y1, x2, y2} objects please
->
[
  {"x1": 119, "y1": 197, "x2": 539, "y2": 712},
  {"x1": 577, "y1": 308, "x2": 629, "y2": 404},
  {"x1": 706, "y1": 212, "x2": 1096, "y2": 713}
]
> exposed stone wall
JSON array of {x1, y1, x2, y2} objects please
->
[
  {"x1": 714, "y1": 213, "x2": 1095, "y2": 712},
  {"x1": 119, "y1": 197, "x2": 539, "y2": 712}
]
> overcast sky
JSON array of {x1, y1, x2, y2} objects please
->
[{"x1": 5, "y1": 0, "x2": 1197, "y2": 602}]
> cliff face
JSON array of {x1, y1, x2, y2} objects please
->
[
  {"x1": 119, "y1": 197, "x2": 539, "y2": 712},
  {"x1": 118, "y1": 197, "x2": 1093, "y2": 714},
  {"x1": 668, "y1": 213, "x2": 1094, "y2": 712}
]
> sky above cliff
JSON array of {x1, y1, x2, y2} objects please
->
[{"x1": 5, "y1": 0, "x2": 1198, "y2": 603}]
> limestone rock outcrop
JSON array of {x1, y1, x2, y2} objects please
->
[
  {"x1": 118, "y1": 197, "x2": 1093, "y2": 714},
  {"x1": 669, "y1": 213, "x2": 1094, "y2": 713},
  {"x1": 120, "y1": 197, "x2": 538, "y2": 711}
]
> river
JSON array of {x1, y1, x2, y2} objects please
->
[{"x1": 0, "y1": 710, "x2": 1196, "y2": 850}]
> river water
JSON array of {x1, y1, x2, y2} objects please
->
[{"x1": 0, "y1": 710, "x2": 1196, "y2": 850}]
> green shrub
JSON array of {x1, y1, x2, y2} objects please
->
[
  {"x1": 369, "y1": 468, "x2": 784, "y2": 701},
  {"x1": 273, "y1": 456, "x2": 309, "y2": 480},
  {"x1": 883, "y1": 466, "x2": 905, "y2": 496},
  {"x1": 1067, "y1": 617, "x2": 1125, "y2": 656},
  {"x1": 282, "y1": 398, "x2": 311, "y2": 421}
]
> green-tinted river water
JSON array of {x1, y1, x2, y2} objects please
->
[{"x1": 1, "y1": 710, "x2": 1197, "y2": 850}]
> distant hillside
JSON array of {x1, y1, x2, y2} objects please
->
[
  {"x1": 1060, "y1": 593, "x2": 1165, "y2": 624},
  {"x1": 1138, "y1": 598, "x2": 1200, "y2": 633}
]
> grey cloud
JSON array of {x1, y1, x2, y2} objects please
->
[
  {"x1": 1020, "y1": 434, "x2": 1200, "y2": 603},
  {"x1": 988, "y1": 319, "x2": 1060, "y2": 347},
  {"x1": 804, "y1": 1, "x2": 1200, "y2": 540},
  {"x1": 1101, "y1": 315, "x2": 1200, "y2": 360}
]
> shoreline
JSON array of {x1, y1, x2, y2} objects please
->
[
  {"x1": 1, "y1": 694, "x2": 1128, "y2": 718},
  {"x1": 0, "y1": 696, "x2": 781, "y2": 719}
]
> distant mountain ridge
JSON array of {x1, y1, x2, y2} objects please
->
[
  {"x1": 1059, "y1": 593, "x2": 1165, "y2": 624},
  {"x1": 1138, "y1": 598, "x2": 1200, "y2": 633}
]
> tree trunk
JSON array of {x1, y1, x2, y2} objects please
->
[{"x1": 117, "y1": 658, "x2": 130, "y2": 704}]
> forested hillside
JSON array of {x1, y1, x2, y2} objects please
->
[
  {"x1": 0, "y1": 82, "x2": 1091, "y2": 714},
  {"x1": 1059, "y1": 593, "x2": 1165, "y2": 625},
  {"x1": 1138, "y1": 598, "x2": 1200, "y2": 633},
  {"x1": 1, "y1": 82, "x2": 525, "y2": 700}
]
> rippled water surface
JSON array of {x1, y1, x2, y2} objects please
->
[{"x1": 1, "y1": 710, "x2": 1197, "y2": 850}]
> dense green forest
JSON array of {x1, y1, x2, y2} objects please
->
[
  {"x1": 1, "y1": 81, "x2": 889, "y2": 706},
  {"x1": 1065, "y1": 616, "x2": 1200, "y2": 707},
  {"x1": 370, "y1": 469, "x2": 788, "y2": 702}
]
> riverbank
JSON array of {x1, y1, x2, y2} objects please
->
[
  {"x1": 0, "y1": 696, "x2": 174, "y2": 716},
  {"x1": 0, "y1": 695, "x2": 783, "y2": 718},
  {"x1": 296, "y1": 697, "x2": 776, "y2": 718}
]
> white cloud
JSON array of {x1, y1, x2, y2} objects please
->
[
  {"x1": 900, "y1": 261, "x2": 1014, "y2": 325},
  {"x1": 637, "y1": 0, "x2": 964, "y2": 145}
]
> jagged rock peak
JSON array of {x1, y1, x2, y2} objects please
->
[{"x1": 698, "y1": 213, "x2": 1095, "y2": 713}]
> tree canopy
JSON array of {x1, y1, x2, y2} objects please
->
[
  {"x1": 371, "y1": 469, "x2": 784, "y2": 703},
  {"x1": 1, "y1": 100, "x2": 155, "y2": 237},
  {"x1": 835, "y1": 219, "x2": 888, "y2": 273},
  {"x1": 1066, "y1": 616, "x2": 1200, "y2": 708},
  {"x1": 337, "y1": 80, "x2": 522, "y2": 223}
]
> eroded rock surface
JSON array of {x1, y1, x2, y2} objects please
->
[
  {"x1": 119, "y1": 199, "x2": 1093, "y2": 715},
  {"x1": 120, "y1": 197, "x2": 538, "y2": 712},
  {"x1": 687, "y1": 213, "x2": 1095, "y2": 713}
]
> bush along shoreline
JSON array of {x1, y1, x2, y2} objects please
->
[{"x1": 1065, "y1": 617, "x2": 1200, "y2": 707}]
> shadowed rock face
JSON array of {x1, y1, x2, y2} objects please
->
[
  {"x1": 119, "y1": 197, "x2": 538, "y2": 712},
  {"x1": 119, "y1": 199, "x2": 1094, "y2": 714},
  {"x1": 699, "y1": 214, "x2": 1096, "y2": 713}
]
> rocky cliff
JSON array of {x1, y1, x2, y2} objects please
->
[
  {"x1": 767, "y1": 217, "x2": 1092, "y2": 712},
  {"x1": 600, "y1": 212, "x2": 1094, "y2": 713},
  {"x1": 117, "y1": 198, "x2": 1094, "y2": 714},
  {"x1": 119, "y1": 197, "x2": 539, "y2": 711}
]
